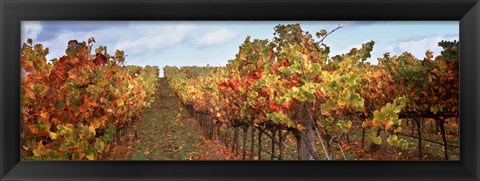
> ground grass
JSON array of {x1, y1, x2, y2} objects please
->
[{"x1": 107, "y1": 78, "x2": 233, "y2": 160}]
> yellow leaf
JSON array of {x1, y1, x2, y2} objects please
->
[
  {"x1": 33, "y1": 148, "x2": 42, "y2": 157},
  {"x1": 86, "y1": 155, "x2": 94, "y2": 160},
  {"x1": 64, "y1": 123, "x2": 74, "y2": 133},
  {"x1": 49, "y1": 131, "x2": 58, "y2": 140},
  {"x1": 73, "y1": 152, "x2": 85, "y2": 160},
  {"x1": 90, "y1": 119, "x2": 101, "y2": 129},
  {"x1": 371, "y1": 118, "x2": 380, "y2": 127},
  {"x1": 362, "y1": 120, "x2": 370, "y2": 128},
  {"x1": 40, "y1": 111, "x2": 49, "y2": 119},
  {"x1": 116, "y1": 99, "x2": 124, "y2": 107},
  {"x1": 28, "y1": 124, "x2": 40, "y2": 134},
  {"x1": 430, "y1": 106, "x2": 439, "y2": 114},
  {"x1": 85, "y1": 152, "x2": 96, "y2": 160},
  {"x1": 88, "y1": 125, "x2": 96, "y2": 136}
]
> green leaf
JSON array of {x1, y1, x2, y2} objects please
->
[
  {"x1": 103, "y1": 133, "x2": 113, "y2": 141},
  {"x1": 37, "y1": 121, "x2": 47, "y2": 132},
  {"x1": 385, "y1": 103, "x2": 393, "y2": 110},
  {"x1": 325, "y1": 100, "x2": 335, "y2": 110},
  {"x1": 312, "y1": 63, "x2": 321, "y2": 73},
  {"x1": 349, "y1": 93, "x2": 363, "y2": 106},
  {"x1": 95, "y1": 139, "x2": 105, "y2": 152},
  {"x1": 327, "y1": 81, "x2": 338, "y2": 91},
  {"x1": 247, "y1": 97, "x2": 253, "y2": 104},
  {"x1": 387, "y1": 135, "x2": 398, "y2": 145},
  {"x1": 101, "y1": 126, "x2": 116, "y2": 141},
  {"x1": 85, "y1": 149, "x2": 97, "y2": 160},
  {"x1": 66, "y1": 48, "x2": 75, "y2": 58},
  {"x1": 393, "y1": 105, "x2": 402, "y2": 113},
  {"x1": 47, "y1": 150, "x2": 56, "y2": 159},
  {"x1": 370, "y1": 127, "x2": 379, "y2": 135},
  {"x1": 337, "y1": 120, "x2": 352, "y2": 133},
  {"x1": 372, "y1": 136, "x2": 382, "y2": 145},
  {"x1": 107, "y1": 125, "x2": 117, "y2": 133},
  {"x1": 95, "y1": 46, "x2": 104, "y2": 54},
  {"x1": 54, "y1": 100, "x2": 66, "y2": 110},
  {"x1": 301, "y1": 89, "x2": 315, "y2": 102},
  {"x1": 385, "y1": 109, "x2": 398, "y2": 120},
  {"x1": 393, "y1": 127, "x2": 402, "y2": 133},
  {"x1": 72, "y1": 152, "x2": 84, "y2": 160},
  {"x1": 289, "y1": 64, "x2": 300, "y2": 73},
  {"x1": 399, "y1": 140, "x2": 409, "y2": 149},
  {"x1": 316, "y1": 29, "x2": 328, "y2": 38},
  {"x1": 267, "y1": 112, "x2": 293, "y2": 127},
  {"x1": 72, "y1": 98, "x2": 81, "y2": 106},
  {"x1": 376, "y1": 111, "x2": 386, "y2": 121},
  {"x1": 250, "y1": 91, "x2": 259, "y2": 98},
  {"x1": 33, "y1": 148, "x2": 44, "y2": 157},
  {"x1": 278, "y1": 67, "x2": 289, "y2": 75}
]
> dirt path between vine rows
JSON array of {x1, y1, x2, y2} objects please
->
[{"x1": 106, "y1": 78, "x2": 236, "y2": 160}]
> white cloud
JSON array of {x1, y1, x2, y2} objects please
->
[
  {"x1": 21, "y1": 21, "x2": 42, "y2": 42},
  {"x1": 196, "y1": 28, "x2": 238, "y2": 47},
  {"x1": 114, "y1": 23, "x2": 196, "y2": 55},
  {"x1": 24, "y1": 21, "x2": 458, "y2": 72},
  {"x1": 38, "y1": 27, "x2": 124, "y2": 61},
  {"x1": 395, "y1": 36, "x2": 458, "y2": 58},
  {"x1": 28, "y1": 23, "x2": 197, "y2": 62},
  {"x1": 39, "y1": 32, "x2": 93, "y2": 61},
  {"x1": 367, "y1": 35, "x2": 459, "y2": 64}
]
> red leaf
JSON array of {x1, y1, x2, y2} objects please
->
[{"x1": 94, "y1": 53, "x2": 107, "y2": 66}]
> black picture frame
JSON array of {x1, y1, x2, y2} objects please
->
[{"x1": 1, "y1": 0, "x2": 479, "y2": 180}]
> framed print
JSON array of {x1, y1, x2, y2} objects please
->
[{"x1": 1, "y1": 0, "x2": 479, "y2": 180}]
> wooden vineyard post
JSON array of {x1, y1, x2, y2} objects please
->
[
  {"x1": 362, "y1": 127, "x2": 365, "y2": 148},
  {"x1": 242, "y1": 126, "x2": 248, "y2": 160},
  {"x1": 209, "y1": 115, "x2": 214, "y2": 140},
  {"x1": 410, "y1": 119, "x2": 415, "y2": 136},
  {"x1": 271, "y1": 128, "x2": 276, "y2": 160},
  {"x1": 296, "y1": 102, "x2": 316, "y2": 160},
  {"x1": 250, "y1": 125, "x2": 255, "y2": 160},
  {"x1": 437, "y1": 117, "x2": 449, "y2": 160},
  {"x1": 415, "y1": 119, "x2": 422, "y2": 160},
  {"x1": 258, "y1": 128, "x2": 263, "y2": 160},
  {"x1": 278, "y1": 129, "x2": 284, "y2": 160},
  {"x1": 345, "y1": 133, "x2": 349, "y2": 144},
  {"x1": 233, "y1": 127, "x2": 239, "y2": 156}
]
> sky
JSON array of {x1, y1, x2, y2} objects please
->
[{"x1": 21, "y1": 21, "x2": 459, "y2": 76}]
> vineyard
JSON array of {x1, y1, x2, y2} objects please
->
[
  {"x1": 21, "y1": 38, "x2": 159, "y2": 160},
  {"x1": 21, "y1": 24, "x2": 459, "y2": 160}
]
